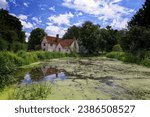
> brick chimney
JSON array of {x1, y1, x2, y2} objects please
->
[{"x1": 56, "y1": 34, "x2": 59, "y2": 39}]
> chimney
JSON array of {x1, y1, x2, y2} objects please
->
[{"x1": 56, "y1": 34, "x2": 59, "y2": 39}]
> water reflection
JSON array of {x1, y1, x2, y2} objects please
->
[
  {"x1": 22, "y1": 73, "x2": 32, "y2": 84},
  {"x1": 22, "y1": 66, "x2": 67, "y2": 84}
]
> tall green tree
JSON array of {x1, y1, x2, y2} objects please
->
[
  {"x1": 28, "y1": 28, "x2": 46, "y2": 50},
  {"x1": 0, "y1": 9, "x2": 24, "y2": 42},
  {"x1": 63, "y1": 25, "x2": 80, "y2": 39},
  {"x1": 0, "y1": 9, "x2": 26, "y2": 51},
  {"x1": 128, "y1": 0, "x2": 150, "y2": 28},
  {"x1": 79, "y1": 21, "x2": 100, "y2": 54},
  {"x1": 121, "y1": 26, "x2": 150, "y2": 54}
]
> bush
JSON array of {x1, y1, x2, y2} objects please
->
[
  {"x1": 106, "y1": 52, "x2": 126, "y2": 61},
  {"x1": 140, "y1": 58, "x2": 150, "y2": 67},
  {"x1": 106, "y1": 52, "x2": 139, "y2": 64},
  {"x1": 123, "y1": 53, "x2": 139, "y2": 63},
  {"x1": 112, "y1": 44, "x2": 123, "y2": 52}
]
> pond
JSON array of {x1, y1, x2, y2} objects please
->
[{"x1": 20, "y1": 66, "x2": 67, "y2": 84}]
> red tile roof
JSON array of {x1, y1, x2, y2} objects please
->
[{"x1": 45, "y1": 36, "x2": 75, "y2": 48}]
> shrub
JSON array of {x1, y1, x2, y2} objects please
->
[
  {"x1": 123, "y1": 53, "x2": 139, "y2": 63},
  {"x1": 106, "y1": 52, "x2": 126, "y2": 61},
  {"x1": 112, "y1": 44, "x2": 123, "y2": 52},
  {"x1": 140, "y1": 58, "x2": 150, "y2": 67},
  {"x1": 106, "y1": 52, "x2": 140, "y2": 64}
]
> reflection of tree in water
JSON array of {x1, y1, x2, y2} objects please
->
[
  {"x1": 30, "y1": 68, "x2": 43, "y2": 81},
  {"x1": 30, "y1": 66, "x2": 66, "y2": 81}
]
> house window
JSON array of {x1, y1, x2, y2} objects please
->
[
  {"x1": 43, "y1": 43, "x2": 46, "y2": 46},
  {"x1": 59, "y1": 48, "x2": 61, "y2": 52}
]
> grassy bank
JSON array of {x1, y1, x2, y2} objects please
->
[
  {"x1": 0, "y1": 51, "x2": 70, "y2": 90},
  {"x1": 106, "y1": 52, "x2": 150, "y2": 67}
]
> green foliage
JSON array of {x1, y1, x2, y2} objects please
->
[
  {"x1": 112, "y1": 44, "x2": 123, "y2": 52},
  {"x1": 128, "y1": 0, "x2": 150, "y2": 28},
  {"x1": 106, "y1": 52, "x2": 126, "y2": 61},
  {"x1": 63, "y1": 21, "x2": 118, "y2": 54},
  {"x1": 28, "y1": 28, "x2": 46, "y2": 50},
  {"x1": 99, "y1": 28, "x2": 118, "y2": 52},
  {"x1": 0, "y1": 9, "x2": 26, "y2": 51},
  {"x1": 79, "y1": 21, "x2": 100, "y2": 54},
  {"x1": 9, "y1": 83, "x2": 51, "y2": 100},
  {"x1": 121, "y1": 26, "x2": 150, "y2": 53},
  {"x1": 0, "y1": 37, "x2": 8, "y2": 51},
  {"x1": 123, "y1": 53, "x2": 139, "y2": 63},
  {"x1": 0, "y1": 51, "x2": 70, "y2": 90},
  {"x1": 106, "y1": 52, "x2": 150, "y2": 67},
  {"x1": 0, "y1": 52, "x2": 17, "y2": 90},
  {"x1": 141, "y1": 58, "x2": 150, "y2": 67},
  {"x1": 12, "y1": 41, "x2": 28, "y2": 52},
  {"x1": 63, "y1": 25, "x2": 80, "y2": 39}
]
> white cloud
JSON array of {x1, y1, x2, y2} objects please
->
[
  {"x1": 10, "y1": 13, "x2": 17, "y2": 17},
  {"x1": 45, "y1": 23, "x2": 66, "y2": 37},
  {"x1": 62, "y1": 0, "x2": 134, "y2": 29},
  {"x1": 76, "y1": 12, "x2": 83, "y2": 17},
  {"x1": 49, "y1": 6, "x2": 55, "y2": 12},
  {"x1": 23, "y1": 2, "x2": 29, "y2": 7},
  {"x1": 18, "y1": 14, "x2": 28, "y2": 20},
  {"x1": 21, "y1": 20, "x2": 34, "y2": 29},
  {"x1": 32, "y1": 17, "x2": 42, "y2": 24},
  {"x1": 48, "y1": 12, "x2": 74, "y2": 26},
  {"x1": 110, "y1": 18, "x2": 128, "y2": 29},
  {"x1": 17, "y1": 14, "x2": 33, "y2": 29},
  {"x1": 73, "y1": 21, "x2": 82, "y2": 26},
  {"x1": 0, "y1": 0, "x2": 8, "y2": 9}
]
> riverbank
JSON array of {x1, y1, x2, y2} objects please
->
[{"x1": 1, "y1": 56, "x2": 150, "y2": 100}]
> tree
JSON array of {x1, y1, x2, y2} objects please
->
[
  {"x1": 0, "y1": 9, "x2": 26, "y2": 51},
  {"x1": 79, "y1": 21, "x2": 100, "y2": 54},
  {"x1": 28, "y1": 28, "x2": 46, "y2": 50},
  {"x1": 63, "y1": 25, "x2": 80, "y2": 39},
  {"x1": 0, "y1": 37, "x2": 8, "y2": 51},
  {"x1": 98, "y1": 27, "x2": 118, "y2": 52},
  {"x1": 121, "y1": 26, "x2": 150, "y2": 54},
  {"x1": 128, "y1": 0, "x2": 150, "y2": 28},
  {"x1": 0, "y1": 9, "x2": 25, "y2": 42}
]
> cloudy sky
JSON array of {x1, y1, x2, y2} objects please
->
[{"x1": 0, "y1": 0, "x2": 145, "y2": 40}]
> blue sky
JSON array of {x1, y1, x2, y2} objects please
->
[{"x1": 0, "y1": 0, "x2": 145, "y2": 40}]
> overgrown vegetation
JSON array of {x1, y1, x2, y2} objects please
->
[
  {"x1": 106, "y1": 52, "x2": 150, "y2": 67},
  {"x1": 0, "y1": 51, "x2": 69, "y2": 90},
  {"x1": 9, "y1": 83, "x2": 51, "y2": 100}
]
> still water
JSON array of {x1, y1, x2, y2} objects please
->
[{"x1": 21, "y1": 66, "x2": 67, "y2": 84}]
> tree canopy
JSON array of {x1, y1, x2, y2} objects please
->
[
  {"x1": 0, "y1": 9, "x2": 26, "y2": 51},
  {"x1": 63, "y1": 21, "x2": 118, "y2": 54},
  {"x1": 128, "y1": 0, "x2": 150, "y2": 28},
  {"x1": 28, "y1": 28, "x2": 46, "y2": 50},
  {"x1": 63, "y1": 25, "x2": 80, "y2": 39}
]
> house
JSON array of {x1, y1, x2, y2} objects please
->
[{"x1": 41, "y1": 34, "x2": 79, "y2": 53}]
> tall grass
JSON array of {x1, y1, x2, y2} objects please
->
[{"x1": 9, "y1": 82, "x2": 51, "y2": 100}]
